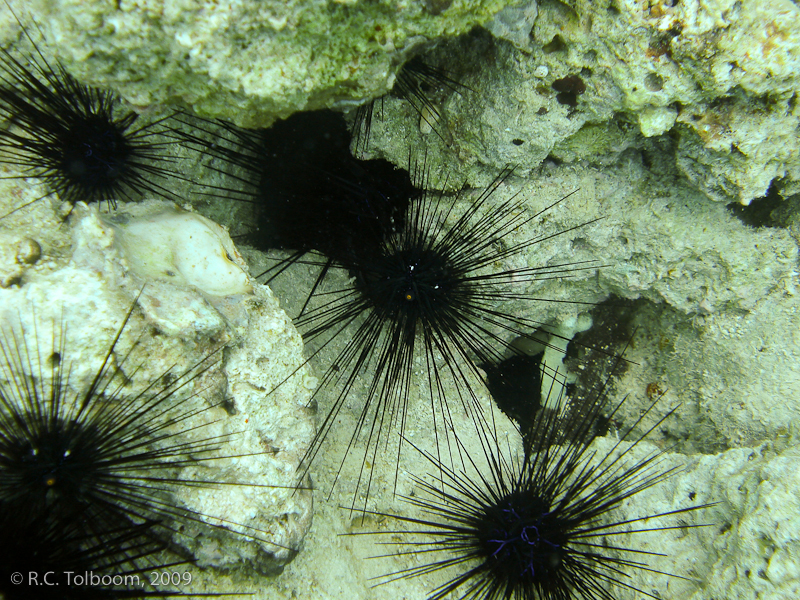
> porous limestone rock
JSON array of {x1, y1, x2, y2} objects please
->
[
  {"x1": 9, "y1": 0, "x2": 798, "y2": 203},
  {"x1": 583, "y1": 437, "x2": 800, "y2": 600},
  {"x1": 363, "y1": 0, "x2": 800, "y2": 204},
  {"x1": 0, "y1": 232, "x2": 39, "y2": 287},
  {"x1": 484, "y1": 0, "x2": 538, "y2": 50},
  {"x1": 417, "y1": 150, "x2": 799, "y2": 332},
  {"x1": 0, "y1": 174, "x2": 72, "y2": 288},
  {"x1": 462, "y1": 152, "x2": 800, "y2": 451},
  {"x1": 610, "y1": 285, "x2": 800, "y2": 452},
  {"x1": 2, "y1": 0, "x2": 798, "y2": 595}
]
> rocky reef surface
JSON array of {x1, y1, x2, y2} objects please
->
[{"x1": 1, "y1": 0, "x2": 799, "y2": 599}]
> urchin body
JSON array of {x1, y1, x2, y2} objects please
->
[
  {"x1": 0, "y1": 301, "x2": 297, "y2": 588},
  {"x1": 355, "y1": 242, "x2": 466, "y2": 322},
  {"x1": 0, "y1": 42, "x2": 177, "y2": 216},
  {"x1": 0, "y1": 407, "x2": 135, "y2": 524},
  {"x1": 296, "y1": 170, "x2": 598, "y2": 510},
  {"x1": 0, "y1": 315, "x2": 201, "y2": 543},
  {"x1": 475, "y1": 491, "x2": 567, "y2": 591},
  {"x1": 362, "y1": 386, "x2": 711, "y2": 600},
  {"x1": 44, "y1": 103, "x2": 139, "y2": 201}
]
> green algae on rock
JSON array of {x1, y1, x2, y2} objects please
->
[{"x1": 15, "y1": 0, "x2": 509, "y2": 127}]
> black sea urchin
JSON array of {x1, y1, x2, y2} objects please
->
[
  {"x1": 360, "y1": 376, "x2": 711, "y2": 600},
  {"x1": 176, "y1": 108, "x2": 603, "y2": 513},
  {"x1": 0, "y1": 298, "x2": 295, "y2": 581},
  {"x1": 0, "y1": 511, "x2": 176, "y2": 599},
  {"x1": 0, "y1": 18, "x2": 179, "y2": 218},
  {"x1": 292, "y1": 168, "x2": 602, "y2": 508},
  {"x1": 0, "y1": 513, "x2": 258, "y2": 598}
]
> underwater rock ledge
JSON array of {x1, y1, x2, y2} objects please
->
[{"x1": 11, "y1": 0, "x2": 509, "y2": 127}]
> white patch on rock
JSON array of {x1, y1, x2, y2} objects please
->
[
  {"x1": 106, "y1": 205, "x2": 252, "y2": 297},
  {"x1": 66, "y1": 201, "x2": 255, "y2": 337}
]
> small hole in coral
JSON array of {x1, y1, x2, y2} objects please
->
[
  {"x1": 423, "y1": 0, "x2": 453, "y2": 15},
  {"x1": 727, "y1": 183, "x2": 783, "y2": 229},
  {"x1": 543, "y1": 35, "x2": 567, "y2": 53},
  {"x1": 552, "y1": 75, "x2": 586, "y2": 107}
]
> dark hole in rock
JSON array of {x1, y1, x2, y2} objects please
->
[
  {"x1": 543, "y1": 34, "x2": 567, "y2": 53},
  {"x1": 424, "y1": 0, "x2": 452, "y2": 15},
  {"x1": 727, "y1": 183, "x2": 784, "y2": 228},
  {"x1": 552, "y1": 75, "x2": 586, "y2": 107},
  {"x1": 483, "y1": 353, "x2": 543, "y2": 432}
]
